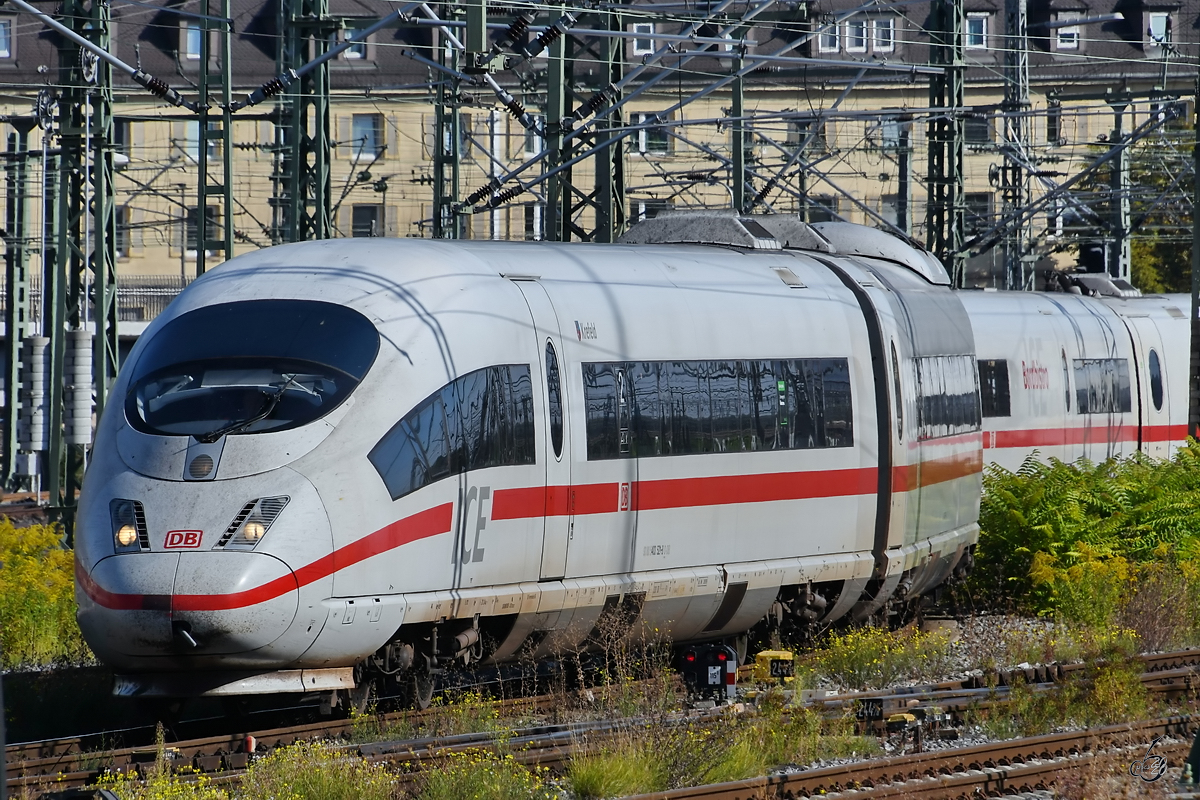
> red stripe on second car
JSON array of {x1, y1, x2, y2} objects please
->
[{"x1": 983, "y1": 423, "x2": 1185, "y2": 449}]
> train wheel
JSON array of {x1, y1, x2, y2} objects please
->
[
  {"x1": 348, "y1": 675, "x2": 377, "y2": 715},
  {"x1": 410, "y1": 670, "x2": 435, "y2": 710}
]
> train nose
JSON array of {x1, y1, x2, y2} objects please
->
[
  {"x1": 170, "y1": 551, "x2": 298, "y2": 654},
  {"x1": 80, "y1": 551, "x2": 298, "y2": 658}
]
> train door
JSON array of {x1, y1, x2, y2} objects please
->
[
  {"x1": 512, "y1": 280, "x2": 574, "y2": 580},
  {"x1": 1121, "y1": 317, "x2": 1170, "y2": 459}
]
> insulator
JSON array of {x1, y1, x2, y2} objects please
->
[
  {"x1": 752, "y1": 177, "x2": 779, "y2": 207},
  {"x1": 18, "y1": 337, "x2": 50, "y2": 452},
  {"x1": 502, "y1": 13, "x2": 533, "y2": 46},
  {"x1": 464, "y1": 178, "x2": 502, "y2": 207},
  {"x1": 65, "y1": 330, "x2": 93, "y2": 446},
  {"x1": 260, "y1": 77, "x2": 286, "y2": 100},
  {"x1": 578, "y1": 85, "x2": 613, "y2": 118},
  {"x1": 504, "y1": 97, "x2": 526, "y2": 121},
  {"x1": 143, "y1": 75, "x2": 170, "y2": 99},
  {"x1": 530, "y1": 25, "x2": 562, "y2": 53},
  {"x1": 488, "y1": 185, "x2": 525, "y2": 207}
]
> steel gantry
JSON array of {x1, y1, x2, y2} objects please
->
[
  {"x1": 926, "y1": 0, "x2": 966, "y2": 284},
  {"x1": 195, "y1": 0, "x2": 237, "y2": 272},
  {"x1": 274, "y1": 0, "x2": 334, "y2": 242}
]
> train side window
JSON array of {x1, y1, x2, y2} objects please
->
[
  {"x1": 914, "y1": 355, "x2": 981, "y2": 440},
  {"x1": 1149, "y1": 350, "x2": 1164, "y2": 411},
  {"x1": 630, "y1": 361, "x2": 661, "y2": 457},
  {"x1": 1061, "y1": 350, "x2": 1070, "y2": 412},
  {"x1": 368, "y1": 364, "x2": 533, "y2": 501},
  {"x1": 1073, "y1": 358, "x2": 1132, "y2": 414},
  {"x1": 583, "y1": 363, "x2": 619, "y2": 459},
  {"x1": 546, "y1": 343, "x2": 564, "y2": 458},
  {"x1": 711, "y1": 361, "x2": 750, "y2": 453},
  {"x1": 891, "y1": 343, "x2": 903, "y2": 441},
  {"x1": 582, "y1": 357, "x2": 853, "y2": 460},
  {"x1": 978, "y1": 359, "x2": 1010, "y2": 417},
  {"x1": 814, "y1": 358, "x2": 854, "y2": 447},
  {"x1": 749, "y1": 360, "x2": 780, "y2": 450}
]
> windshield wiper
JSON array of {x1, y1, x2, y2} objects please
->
[{"x1": 194, "y1": 388, "x2": 285, "y2": 444}]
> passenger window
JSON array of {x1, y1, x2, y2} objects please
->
[
  {"x1": 368, "y1": 364, "x2": 534, "y2": 501},
  {"x1": 583, "y1": 363, "x2": 619, "y2": 459},
  {"x1": 581, "y1": 357, "x2": 853, "y2": 460},
  {"x1": 978, "y1": 359, "x2": 1010, "y2": 417},
  {"x1": 1149, "y1": 350, "x2": 1164, "y2": 411},
  {"x1": 1073, "y1": 358, "x2": 1132, "y2": 414},
  {"x1": 891, "y1": 343, "x2": 903, "y2": 441},
  {"x1": 913, "y1": 355, "x2": 981, "y2": 440},
  {"x1": 546, "y1": 343, "x2": 564, "y2": 458}
]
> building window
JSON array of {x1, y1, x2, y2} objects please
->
[
  {"x1": 845, "y1": 17, "x2": 868, "y2": 52},
  {"x1": 1147, "y1": 12, "x2": 1171, "y2": 47},
  {"x1": 113, "y1": 119, "x2": 131, "y2": 168},
  {"x1": 873, "y1": 17, "x2": 895, "y2": 52},
  {"x1": 351, "y1": 204, "x2": 383, "y2": 237},
  {"x1": 789, "y1": 119, "x2": 829, "y2": 152},
  {"x1": 633, "y1": 113, "x2": 670, "y2": 153},
  {"x1": 523, "y1": 203, "x2": 543, "y2": 240},
  {"x1": 523, "y1": 114, "x2": 545, "y2": 157},
  {"x1": 817, "y1": 19, "x2": 839, "y2": 52},
  {"x1": 0, "y1": 19, "x2": 12, "y2": 58},
  {"x1": 806, "y1": 195, "x2": 837, "y2": 222},
  {"x1": 342, "y1": 23, "x2": 370, "y2": 59},
  {"x1": 1046, "y1": 102, "x2": 1062, "y2": 144},
  {"x1": 964, "y1": 192, "x2": 992, "y2": 232},
  {"x1": 1055, "y1": 13, "x2": 1080, "y2": 49},
  {"x1": 184, "y1": 120, "x2": 219, "y2": 162},
  {"x1": 186, "y1": 206, "x2": 217, "y2": 252},
  {"x1": 965, "y1": 114, "x2": 991, "y2": 143},
  {"x1": 115, "y1": 206, "x2": 131, "y2": 258},
  {"x1": 631, "y1": 22, "x2": 655, "y2": 55},
  {"x1": 351, "y1": 113, "x2": 384, "y2": 159},
  {"x1": 634, "y1": 199, "x2": 672, "y2": 221},
  {"x1": 965, "y1": 14, "x2": 988, "y2": 49},
  {"x1": 182, "y1": 22, "x2": 202, "y2": 60},
  {"x1": 869, "y1": 117, "x2": 903, "y2": 150}
]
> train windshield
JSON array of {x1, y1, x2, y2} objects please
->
[{"x1": 125, "y1": 299, "x2": 380, "y2": 439}]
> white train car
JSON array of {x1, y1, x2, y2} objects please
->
[
  {"x1": 75, "y1": 214, "x2": 981, "y2": 701},
  {"x1": 963, "y1": 291, "x2": 1189, "y2": 471}
]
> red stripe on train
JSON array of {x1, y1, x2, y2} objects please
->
[
  {"x1": 80, "y1": 451, "x2": 987, "y2": 611},
  {"x1": 983, "y1": 423, "x2": 1186, "y2": 449},
  {"x1": 79, "y1": 503, "x2": 455, "y2": 612}
]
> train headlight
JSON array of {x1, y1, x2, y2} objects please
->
[
  {"x1": 213, "y1": 497, "x2": 289, "y2": 550},
  {"x1": 242, "y1": 520, "x2": 267, "y2": 542},
  {"x1": 115, "y1": 525, "x2": 139, "y2": 547},
  {"x1": 110, "y1": 499, "x2": 146, "y2": 553}
]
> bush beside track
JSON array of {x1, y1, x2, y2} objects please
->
[
  {"x1": 0, "y1": 519, "x2": 91, "y2": 669},
  {"x1": 966, "y1": 440, "x2": 1200, "y2": 646}
]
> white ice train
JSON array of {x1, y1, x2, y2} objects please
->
[{"x1": 73, "y1": 213, "x2": 1190, "y2": 702}]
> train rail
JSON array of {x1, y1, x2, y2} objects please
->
[
  {"x1": 11, "y1": 647, "x2": 1200, "y2": 796},
  {"x1": 620, "y1": 716, "x2": 1197, "y2": 799}
]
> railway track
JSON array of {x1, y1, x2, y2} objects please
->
[
  {"x1": 11, "y1": 647, "x2": 1200, "y2": 796},
  {"x1": 620, "y1": 715, "x2": 1197, "y2": 799}
]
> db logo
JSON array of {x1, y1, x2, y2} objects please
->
[
  {"x1": 618, "y1": 482, "x2": 631, "y2": 512},
  {"x1": 164, "y1": 530, "x2": 203, "y2": 549}
]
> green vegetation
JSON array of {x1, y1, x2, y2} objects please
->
[
  {"x1": 804, "y1": 625, "x2": 953, "y2": 691},
  {"x1": 970, "y1": 445, "x2": 1200, "y2": 646},
  {"x1": 416, "y1": 749, "x2": 550, "y2": 800},
  {"x1": 0, "y1": 519, "x2": 92, "y2": 668},
  {"x1": 567, "y1": 699, "x2": 877, "y2": 798},
  {"x1": 974, "y1": 639, "x2": 1152, "y2": 739},
  {"x1": 239, "y1": 740, "x2": 396, "y2": 800}
]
